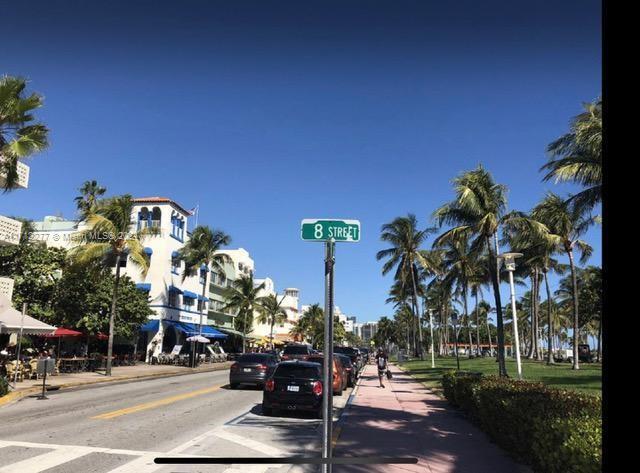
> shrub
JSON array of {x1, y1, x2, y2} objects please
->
[
  {"x1": 441, "y1": 371, "x2": 602, "y2": 473},
  {"x1": 0, "y1": 376, "x2": 8, "y2": 397}
]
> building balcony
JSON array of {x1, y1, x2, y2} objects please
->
[
  {"x1": 0, "y1": 215, "x2": 23, "y2": 246},
  {"x1": 0, "y1": 159, "x2": 30, "y2": 190},
  {"x1": 0, "y1": 277, "x2": 14, "y2": 300}
]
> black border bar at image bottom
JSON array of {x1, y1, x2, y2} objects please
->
[{"x1": 154, "y1": 457, "x2": 418, "y2": 465}]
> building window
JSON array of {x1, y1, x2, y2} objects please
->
[
  {"x1": 168, "y1": 291, "x2": 179, "y2": 308},
  {"x1": 197, "y1": 300, "x2": 207, "y2": 312},
  {"x1": 171, "y1": 212, "x2": 185, "y2": 241},
  {"x1": 151, "y1": 207, "x2": 161, "y2": 227},
  {"x1": 171, "y1": 257, "x2": 181, "y2": 274},
  {"x1": 183, "y1": 297, "x2": 195, "y2": 310},
  {"x1": 199, "y1": 268, "x2": 207, "y2": 285}
]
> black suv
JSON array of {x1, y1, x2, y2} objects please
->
[
  {"x1": 333, "y1": 346, "x2": 362, "y2": 373},
  {"x1": 281, "y1": 344, "x2": 314, "y2": 361},
  {"x1": 262, "y1": 360, "x2": 324, "y2": 418}
]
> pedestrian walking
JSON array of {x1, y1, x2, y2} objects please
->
[{"x1": 375, "y1": 348, "x2": 388, "y2": 388}]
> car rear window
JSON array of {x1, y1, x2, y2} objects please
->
[
  {"x1": 237, "y1": 354, "x2": 272, "y2": 363},
  {"x1": 283, "y1": 345, "x2": 311, "y2": 354},
  {"x1": 334, "y1": 347, "x2": 356, "y2": 355},
  {"x1": 274, "y1": 364, "x2": 320, "y2": 378}
]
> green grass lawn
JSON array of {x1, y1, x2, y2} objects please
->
[{"x1": 398, "y1": 357, "x2": 602, "y2": 396}]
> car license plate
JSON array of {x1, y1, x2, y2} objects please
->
[
  {"x1": 243, "y1": 368, "x2": 251, "y2": 372},
  {"x1": 287, "y1": 385, "x2": 299, "y2": 392}
]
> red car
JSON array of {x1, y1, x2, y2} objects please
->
[{"x1": 307, "y1": 354, "x2": 348, "y2": 396}]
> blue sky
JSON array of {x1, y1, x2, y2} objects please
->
[{"x1": 2, "y1": 0, "x2": 601, "y2": 323}]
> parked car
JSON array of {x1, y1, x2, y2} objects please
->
[
  {"x1": 262, "y1": 360, "x2": 324, "y2": 418},
  {"x1": 333, "y1": 346, "x2": 362, "y2": 373},
  {"x1": 358, "y1": 347, "x2": 370, "y2": 364},
  {"x1": 229, "y1": 353, "x2": 279, "y2": 388},
  {"x1": 307, "y1": 354, "x2": 348, "y2": 395},
  {"x1": 281, "y1": 344, "x2": 314, "y2": 361},
  {"x1": 335, "y1": 353, "x2": 356, "y2": 387}
]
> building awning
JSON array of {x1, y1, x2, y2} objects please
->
[
  {"x1": 136, "y1": 283, "x2": 151, "y2": 292},
  {"x1": 140, "y1": 319, "x2": 160, "y2": 332},
  {"x1": 171, "y1": 251, "x2": 180, "y2": 258},
  {"x1": 168, "y1": 285, "x2": 183, "y2": 294},
  {"x1": 165, "y1": 320, "x2": 227, "y2": 339},
  {"x1": 183, "y1": 290, "x2": 198, "y2": 299},
  {"x1": 198, "y1": 295, "x2": 209, "y2": 302},
  {"x1": 0, "y1": 295, "x2": 56, "y2": 335},
  {"x1": 144, "y1": 247, "x2": 153, "y2": 255},
  {"x1": 216, "y1": 327, "x2": 244, "y2": 337}
]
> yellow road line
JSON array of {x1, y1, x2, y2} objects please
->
[{"x1": 91, "y1": 384, "x2": 223, "y2": 420}]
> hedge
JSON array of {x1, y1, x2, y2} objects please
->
[
  {"x1": 0, "y1": 376, "x2": 8, "y2": 397},
  {"x1": 442, "y1": 370, "x2": 601, "y2": 473}
]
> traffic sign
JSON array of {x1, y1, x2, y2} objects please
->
[{"x1": 301, "y1": 219, "x2": 360, "y2": 242}]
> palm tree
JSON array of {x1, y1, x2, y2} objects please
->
[
  {"x1": 223, "y1": 274, "x2": 265, "y2": 353},
  {"x1": 531, "y1": 193, "x2": 595, "y2": 370},
  {"x1": 70, "y1": 195, "x2": 157, "y2": 376},
  {"x1": 374, "y1": 316, "x2": 397, "y2": 351},
  {"x1": 434, "y1": 230, "x2": 478, "y2": 358},
  {"x1": 292, "y1": 304, "x2": 325, "y2": 348},
  {"x1": 433, "y1": 166, "x2": 511, "y2": 375},
  {"x1": 178, "y1": 225, "x2": 231, "y2": 363},
  {"x1": 0, "y1": 76, "x2": 49, "y2": 192},
  {"x1": 377, "y1": 215, "x2": 437, "y2": 359},
  {"x1": 541, "y1": 98, "x2": 602, "y2": 212},
  {"x1": 256, "y1": 294, "x2": 288, "y2": 349},
  {"x1": 75, "y1": 180, "x2": 107, "y2": 218}
]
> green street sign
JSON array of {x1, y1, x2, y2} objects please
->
[{"x1": 301, "y1": 219, "x2": 361, "y2": 242}]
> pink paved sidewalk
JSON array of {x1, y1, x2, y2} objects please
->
[{"x1": 333, "y1": 364, "x2": 528, "y2": 473}]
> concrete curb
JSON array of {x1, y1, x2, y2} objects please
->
[{"x1": 0, "y1": 362, "x2": 232, "y2": 409}]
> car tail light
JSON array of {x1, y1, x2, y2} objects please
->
[
  {"x1": 312, "y1": 381, "x2": 322, "y2": 396},
  {"x1": 265, "y1": 379, "x2": 275, "y2": 391},
  {"x1": 301, "y1": 355, "x2": 309, "y2": 361},
  {"x1": 281, "y1": 355, "x2": 289, "y2": 360},
  {"x1": 230, "y1": 363, "x2": 239, "y2": 372},
  {"x1": 258, "y1": 364, "x2": 268, "y2": 372}
]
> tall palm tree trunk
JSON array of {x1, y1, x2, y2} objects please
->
[
  {"x1": 410, "y1": 266, "x2": 424, "y2": 360},
  {"x1": 544, "y1": 271, "x2": 554, "y2": 364},
  {"x1": 106, "y1": 254, "x2": 122, "y2": 376},
  {"x1": 463, "y1": 286, "x2": 472, "y2": 358},
  {"x1": 534, "y1": 268, "x2": 543, "y2": 361},
  {"x1": 242, "y1": 309, "x2": 248, "y2": 354},
  {"x1": 270, "y1": 318, "x2": 275, "y2": 350},
  {"x1": 596, "y1": 314, "x2": 602, "y2": 363},
  {"x1": 567, "y1": 249, "x2": 580, "y2": 370},
  {"x1": 485, "y1": 304, "x2": 493, "y2": 355},
  {"x1": 527, "y1": 274, "x2": 535, "y2": 359},
  {"x1": 475, "y1": 292, "x2": 481, "y2": 356},
  {"x1": 488, "y1": 236, "x2": 508, "y2": 377}
]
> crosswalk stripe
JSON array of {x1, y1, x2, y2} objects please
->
[{"x1": 0, "y1": 447, "x2": 92, "y2": 473}]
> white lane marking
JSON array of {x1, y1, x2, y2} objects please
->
[
  {"x1": 0, "y1": 447, "x2": 92, "y2": 473},
  {"x1": 213, "y1": 429, "x2": 285, "y2": 458},
  {"x1": 104, "y1": 453, "x2": 159, "y2": 473}
]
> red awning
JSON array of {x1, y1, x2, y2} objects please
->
[
  {"x1": 42, "y1": 327, "x2": 84, "y2": 338},
  {"x1": 95, "y1": 332, "x2": 109, "y2": 340}
]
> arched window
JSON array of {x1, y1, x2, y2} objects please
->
[
  {"x1": 138, "y1": 207, "x2": 150, "y2": 230},
  {"x1": 151, "y1": 207, "x2": 162, "y2": 227}
]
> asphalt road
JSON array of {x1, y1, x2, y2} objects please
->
[{"x1": 0, "y1": 369, "x2": 351, "y2": 473}]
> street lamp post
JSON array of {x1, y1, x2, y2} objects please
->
[{"x1": 499, "y1": 252, "x2": 523, "y2": 379}]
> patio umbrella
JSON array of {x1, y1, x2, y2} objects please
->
[
  {"x1": 186, "y1": 335, "x2": 210, "y2": 343},
  {"x1": 42, "y1": 327, "x2": 83, "y2": 357}
]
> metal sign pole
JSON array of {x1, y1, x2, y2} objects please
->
[{"x1": 322, "y1": 238, "x2": 335, "y2": 473}]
